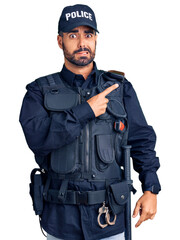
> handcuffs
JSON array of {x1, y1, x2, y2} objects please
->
[{"x1": 97, "y1": 201, "x2": 117, "y2": 228}]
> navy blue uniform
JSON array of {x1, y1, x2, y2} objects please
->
[{"x1": 19, "y1": 62, "x2": 161, "y2": 240}]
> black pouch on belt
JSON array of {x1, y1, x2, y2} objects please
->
[
  {"x1": 29, "y1": 168, "x2": 44, "y2": 215},
  {"x1": 108, "y1": 181, "x2": 130, "y2": 215}
]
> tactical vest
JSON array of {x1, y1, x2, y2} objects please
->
[
  {"x1": 38, "y1": 71, "x2": 127, "y2": 179},
  {"x1": 30, "y1": 71, "x2": 136, "y2": 219}
]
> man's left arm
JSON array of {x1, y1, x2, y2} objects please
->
[{"x1": 123, "y1": 79, "x2": 161, "y2": 227}]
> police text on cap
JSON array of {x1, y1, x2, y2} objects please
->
[{"x1": 65, "y1": 11, "x2": 93, "y2": 21}]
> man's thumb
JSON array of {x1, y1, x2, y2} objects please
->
[{"x1": 132, "y1": 201, "x2": 140, "y2": 218}]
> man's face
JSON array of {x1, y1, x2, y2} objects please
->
[{"x1": 57, "y1": 26, "x2": 97, "y2": 67}]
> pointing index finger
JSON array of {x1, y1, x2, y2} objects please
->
[{"x1": 101, "y1": 83, "x2": 119, "y2": 97}]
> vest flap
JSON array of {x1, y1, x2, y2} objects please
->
[
  {"x1": 107, "y1": 98, "x2": 127, "y2": 118},
  {"x1": 44, "y1": 92, "x2": 79, "y2": 111},
  {"x1": 110, "y1": 181, "x2": 129, "y2": 205},
  {"x1": 96, "y1": 134, "x2": 115, "y2": 164}
]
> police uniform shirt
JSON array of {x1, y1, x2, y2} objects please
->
[{"x1": 19, "y1": 62, "x2": 161, "y2": 240}]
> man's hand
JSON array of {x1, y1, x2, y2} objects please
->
[
  {"x1": 87, "y1": 84, "x2": 119, "y2": 117},
  {"x1": 132, "y1": 191, "x2": 157, "y2": 228}
]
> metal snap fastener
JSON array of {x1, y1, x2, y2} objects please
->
[
  {"x1": 87, "y1": 91, "x2": 91, "y2": 95},
  {"x1": 121, "y1": 195, "x2": 125, "y2": 200},
  {"x1": 92, "y1": 174, "x2": 96, "y2": 178}
]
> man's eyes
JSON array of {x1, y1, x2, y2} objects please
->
[
  {"x1": 69, "y1": 34, "x2": 77, "y2": 39},
  {"x1": 86, "y1": 33, "x2": 93, "y2": 38},
  {"x1": 68, "y1": 33, "x2": 93, "y2": 39}
]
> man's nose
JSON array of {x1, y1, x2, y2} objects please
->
[{"x1": 77, "y1": 35, "x2": 86, "y2": 49}]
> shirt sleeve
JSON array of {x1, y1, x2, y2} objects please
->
[
  {"x1": 123, "y1": 79, "x2": 161, "y2": 193},
  {"x1": 19, "y1": 81, "x2": 95, "y2": 156}
]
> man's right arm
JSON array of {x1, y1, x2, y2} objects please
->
[{"x1": 19, "y1": 81, "x2": 95, "y2": 156}]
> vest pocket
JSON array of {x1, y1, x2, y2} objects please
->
[
  {"x1": 108, "y1": 181, "x2": 130, "y2": 215},
  {"x1": 95, "y1": 134, "x2": 115, "y2": 171},
  {"x1": 50, "y1": 140, "x2": 78, "y2": 174},
  {"x1": 44, "y1": 92, "x2": 79, "y2": 111}
]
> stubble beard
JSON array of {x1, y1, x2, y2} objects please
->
[{"x1": 62, "y1": 42, "x2": 96, "y2": 67}]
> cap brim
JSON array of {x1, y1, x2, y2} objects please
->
[{"x1": 61, "y1": 21, "x2": 99, "y2": 33}]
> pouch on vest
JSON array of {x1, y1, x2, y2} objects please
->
[
  {"x1": 44, "y1": 88, "x2": 79, "y2": 111},
  {"x1": 95, "y1": 134, "x2": 115, "y2": 171},
  {"x1": 44, "y1": 88, "x2": 79, "y2": 174},
  {"x1": 29, "y1": 169, "x2": 44, "y2": 215},
  {"x1": 108, "y1": 181, "x2": 130, "y2": 215}
]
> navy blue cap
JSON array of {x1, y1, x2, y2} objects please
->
[{"x1": 58, "y1": 4, "x2": 99, "y2": 34}]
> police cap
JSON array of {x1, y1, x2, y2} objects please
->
[{"x1": 58, "y1": 4, "x2": 99, "y2": 34}]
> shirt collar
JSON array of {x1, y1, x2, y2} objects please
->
[{"x1": 60, "y1": 61, "x2": 98, "y2": 87}]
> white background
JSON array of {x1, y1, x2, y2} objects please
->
[{"x1": 1, "y1": 0, "x2": 180, "y2": 239}]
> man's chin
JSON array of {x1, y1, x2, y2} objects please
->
[{"x1": 70, "y1": 57, "x2": 94, "y2": 67}]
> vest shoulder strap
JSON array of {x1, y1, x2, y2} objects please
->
[
  {"x1": 35, "y1": 73, "x2": 66, "y2": 92},
  {"x1": 101, "y1": 70, "x2": 125, "y2": 84}
]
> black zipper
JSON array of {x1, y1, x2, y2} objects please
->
[
  {"x1": 84, "y1": 123, "x2": 90, "y2": 172},
  {"x1": 79, "y1": 89, "x2": 90, "y2": 173}
]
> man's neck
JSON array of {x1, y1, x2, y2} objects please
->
[{"x1": 64, "y1": 60, "x2": 94, "y2": 80}]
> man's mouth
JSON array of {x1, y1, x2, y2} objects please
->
[
  {"x1": 74, "y1": 48, "x2": 90, "y2": 55},
  {"x1": 76, "y1": 51, "x2": 89, "y2": 56}
]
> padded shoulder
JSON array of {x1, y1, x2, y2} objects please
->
[
  {"x1": 108, "y1": 70, "x2": 125, "y2": 77},
  {"x1": 35, "y1": 72, "x2": 61, "y2": 91},
  {"x1": 102, "y1": 70, "x2": 125, "y2": 83},
  {"x1": 35, "y1": 76, "x2": 49, "y2": 89}
]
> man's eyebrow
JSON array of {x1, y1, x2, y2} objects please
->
[
  {"x1": 67, "y1": 30, "x2": 79, "y2": 34},
  {"x1": 66, "y1": 29, "x2": 94, "y2": 34},
  {"x1": 84, "y1": 30, "x2": 94, "y2": 34}
]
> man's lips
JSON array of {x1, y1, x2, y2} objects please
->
[{"x1": 76, "y1": 51, "x2": 89, "y2": 55}]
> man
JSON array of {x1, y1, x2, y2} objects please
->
[{"x1": 19, "y1": 4, "x2": 161, "y2": 240}]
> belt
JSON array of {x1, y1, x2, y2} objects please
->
[{"x1": 44, "y1": 188, "x2": 106, "y2": 205}]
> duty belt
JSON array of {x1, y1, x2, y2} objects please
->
[
  {"x1": 44, "y1": 188, "x2": 106, "y2": 205},
  {"x1": 43, "y1": 180, "x2": 136, "y2": 205}
]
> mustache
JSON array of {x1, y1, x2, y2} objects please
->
[{"x1": 73, "y1": 48, "x2": 91, "y2": 54}]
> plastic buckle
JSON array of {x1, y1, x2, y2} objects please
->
[
  {"x1": 76, "y1": 191, "x2": 88, "y2": 205},
  {"x1": 114, "y1": 121, "x2": 125, "y2": 132}
]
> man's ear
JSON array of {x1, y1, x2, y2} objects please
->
[{"x1": 57, "y1": 35, "x2": 63, "y2": 49}]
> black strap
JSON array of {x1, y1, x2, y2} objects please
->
[
  {"x1": 105, "y1": 179, "x2": 111, "y2": 203},
  {"x1": 45, "y1": 189, "x2": 106, "y2": 205},
  {"x1": 43, "y1": 176, "x2": 51, "y2": 200},
  {"x1": 58, "y1": 179, "x2": 69, "y2": 203},
  {"x1": 128, "y1": 183, "x2": 137, "y2": 195},
  {"x1": 46, "y1": 75, "x2": 56, "y2": 86},
  {"x1": 46, "y1": 73, "x2": 68, "y2": 88}
]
